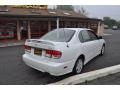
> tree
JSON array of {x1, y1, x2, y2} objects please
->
[
  {"x1": 79, "y1": 7, "x2": 88, "y2": 16},
  {"x1": 74, "y1": 6, "x2": 88, "y2": 16},
  {"x1": 56, "y1": 5, "x2": 74, "y2": 11},
  {"x1": 103, "y1": 17, "x2": 118, "y2": 28},
  {"x1": 117, "y1": 21, "x2": 120, "y2": 28}
]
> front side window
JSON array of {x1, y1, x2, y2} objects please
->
[
  {"x1": 87, "y1": 30, "x2": 98, "y2": 40},
  {"x1": 41, "y1": 29, "x2": 75, "y2": 42}
]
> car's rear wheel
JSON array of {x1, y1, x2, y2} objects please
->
[
  {"x1": 100, "y1": 45, "x2": 105, "y2": 56},
  {"x1": 73, "y1": 58, "x2": 83, "y2": 74}
]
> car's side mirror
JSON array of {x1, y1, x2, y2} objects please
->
[{"x1": 98, "y1": 36, "x2": 103, "y2": 39}]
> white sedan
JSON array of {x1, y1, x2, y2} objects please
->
[{"x1": 22, "y1": 28, "x2": 105, "y2": 76}]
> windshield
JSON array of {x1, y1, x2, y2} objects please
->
[{"x1": 41, "y1": 29, "x2": 75, "y2": 42}]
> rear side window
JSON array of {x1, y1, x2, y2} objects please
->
[
  {"x1": 81, "y1": 30, "x2": 91, "y2": 42},
  {"x1": 78, "y1": 31, "x2": 84, "y2": 43},
  {"x1": 41, "y1": 29, "x2": 75, "y2": 42}
]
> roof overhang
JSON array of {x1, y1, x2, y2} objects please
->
[{"x1": 0, "y1": 14, "x2": 102, "y2": 22}]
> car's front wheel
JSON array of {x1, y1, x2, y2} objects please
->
[
  {"x1": 73, "y1": 58, "x2": 83, "y2": 74},
  {"x1": 100, "y1": 45, "x2": 105, "y2": 56}
]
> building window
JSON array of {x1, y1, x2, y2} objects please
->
[
  {"x1": 30, "y1": 21, "x2": 48, "y2": 38},
  {"x1": 60, "y1": 21, "x2": 65, "y2": 28},
  {"x1": 0, "y1": 20, "x2": 17, "y2": 40}
]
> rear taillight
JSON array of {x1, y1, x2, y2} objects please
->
[
  {"x1": 24, "y1": 45, "x2": 31, "y2": 52},
  {"x1": 45, "y1": 50, "x2": 62, "y2": 59}
]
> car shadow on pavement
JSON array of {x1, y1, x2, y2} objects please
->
[
  {"x1": 81, "y1": 55, "x2": 104, "y2": 73},
  {"x1": 29, "y1": 67, "x2": 74, "y2": 84}
]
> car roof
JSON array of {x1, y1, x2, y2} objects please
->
[{"x1": 56, "y1": 28, "x2": 91, "y2": 31}]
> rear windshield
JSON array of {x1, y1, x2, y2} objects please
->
[{"x1": 41, "y1": 29, "x2": 75, "y2": 42}]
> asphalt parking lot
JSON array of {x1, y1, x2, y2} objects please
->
[{"x1": 0, "y1": 29, "x2": 120, "y2": 85}]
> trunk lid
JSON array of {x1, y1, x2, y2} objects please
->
[
  {"x1": 24, "y1": 39, "x2": 68, "y2": 63},
  {"x1": 25, "y1": 39, "x2": 55, "y2": 50},
  {"x1": 25, "y1": 39, "x2": 67, "y2": 50}
]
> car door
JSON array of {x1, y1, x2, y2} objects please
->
[
  {"x1": 87, "y1": 30, "x2": 102, "y2": 56},
  {"x1": 79, "y1": 30, "x2": 95, "y2": 62}
]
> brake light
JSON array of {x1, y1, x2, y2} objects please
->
[
  {"x1": 24, "y1": 45, "x2": 31, "y2": 52},
  {"x1": 45, "y1": 50, "x2": 62, "y2": 59}
]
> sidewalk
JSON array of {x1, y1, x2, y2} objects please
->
[
  {"x1": 79, "y1": 72, "x2": 120, "y2": 85},
  {"x1": 0, "y1": 40, "x2": 25, "y2": 47}
]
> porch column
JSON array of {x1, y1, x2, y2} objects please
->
[
  {"x1": 48, "y1": 20, "x2": 51, "y2": 31},
  {"x1": 97, "y1": 21, "x2": 104, "y2": 36},
  {"x1": 17, "y1": 20, "x2": 21, "y2": 40},
  {"x1": 28, "y1": 20, "x2": 31, "y2": 39},
  {"x1": 56, "y1": 18, "x2": 59, "y2": 29}
]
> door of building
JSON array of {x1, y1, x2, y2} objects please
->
[{"x1": 19, "y1": 20, "x2": 28, "y2": 39}]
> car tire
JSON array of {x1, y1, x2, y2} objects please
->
[
  {"x1": 100, "y1": 45, "x2": 105, "y2": 56},
  {"x1": 73, "y1": 58, "x2": 83, "y2": 74}
]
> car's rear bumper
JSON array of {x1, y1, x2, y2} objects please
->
[{"x1": 22, "y1": 54, "x2": 74, "y2": 76}]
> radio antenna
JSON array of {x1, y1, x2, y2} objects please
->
[{"x1": 63, "y1": 28, "x2": 69, "y2": 48}]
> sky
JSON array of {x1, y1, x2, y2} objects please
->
[
  {"x1": 49, "y1": 5, "x2": 120, "y2": 21},
  {"x1": 79, "y1": 5, "x2": 120, "y2": 21}
]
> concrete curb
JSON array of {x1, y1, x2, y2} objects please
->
[
  {"x1": 0, "y1": 42, "x2": 24, "y2": 47},
  {"x1": 102, "y1": 33, "x2": 112, "y2": 36},
  {"x1": 50, "y1": 64, "x2": 120, "y2": 85}
]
